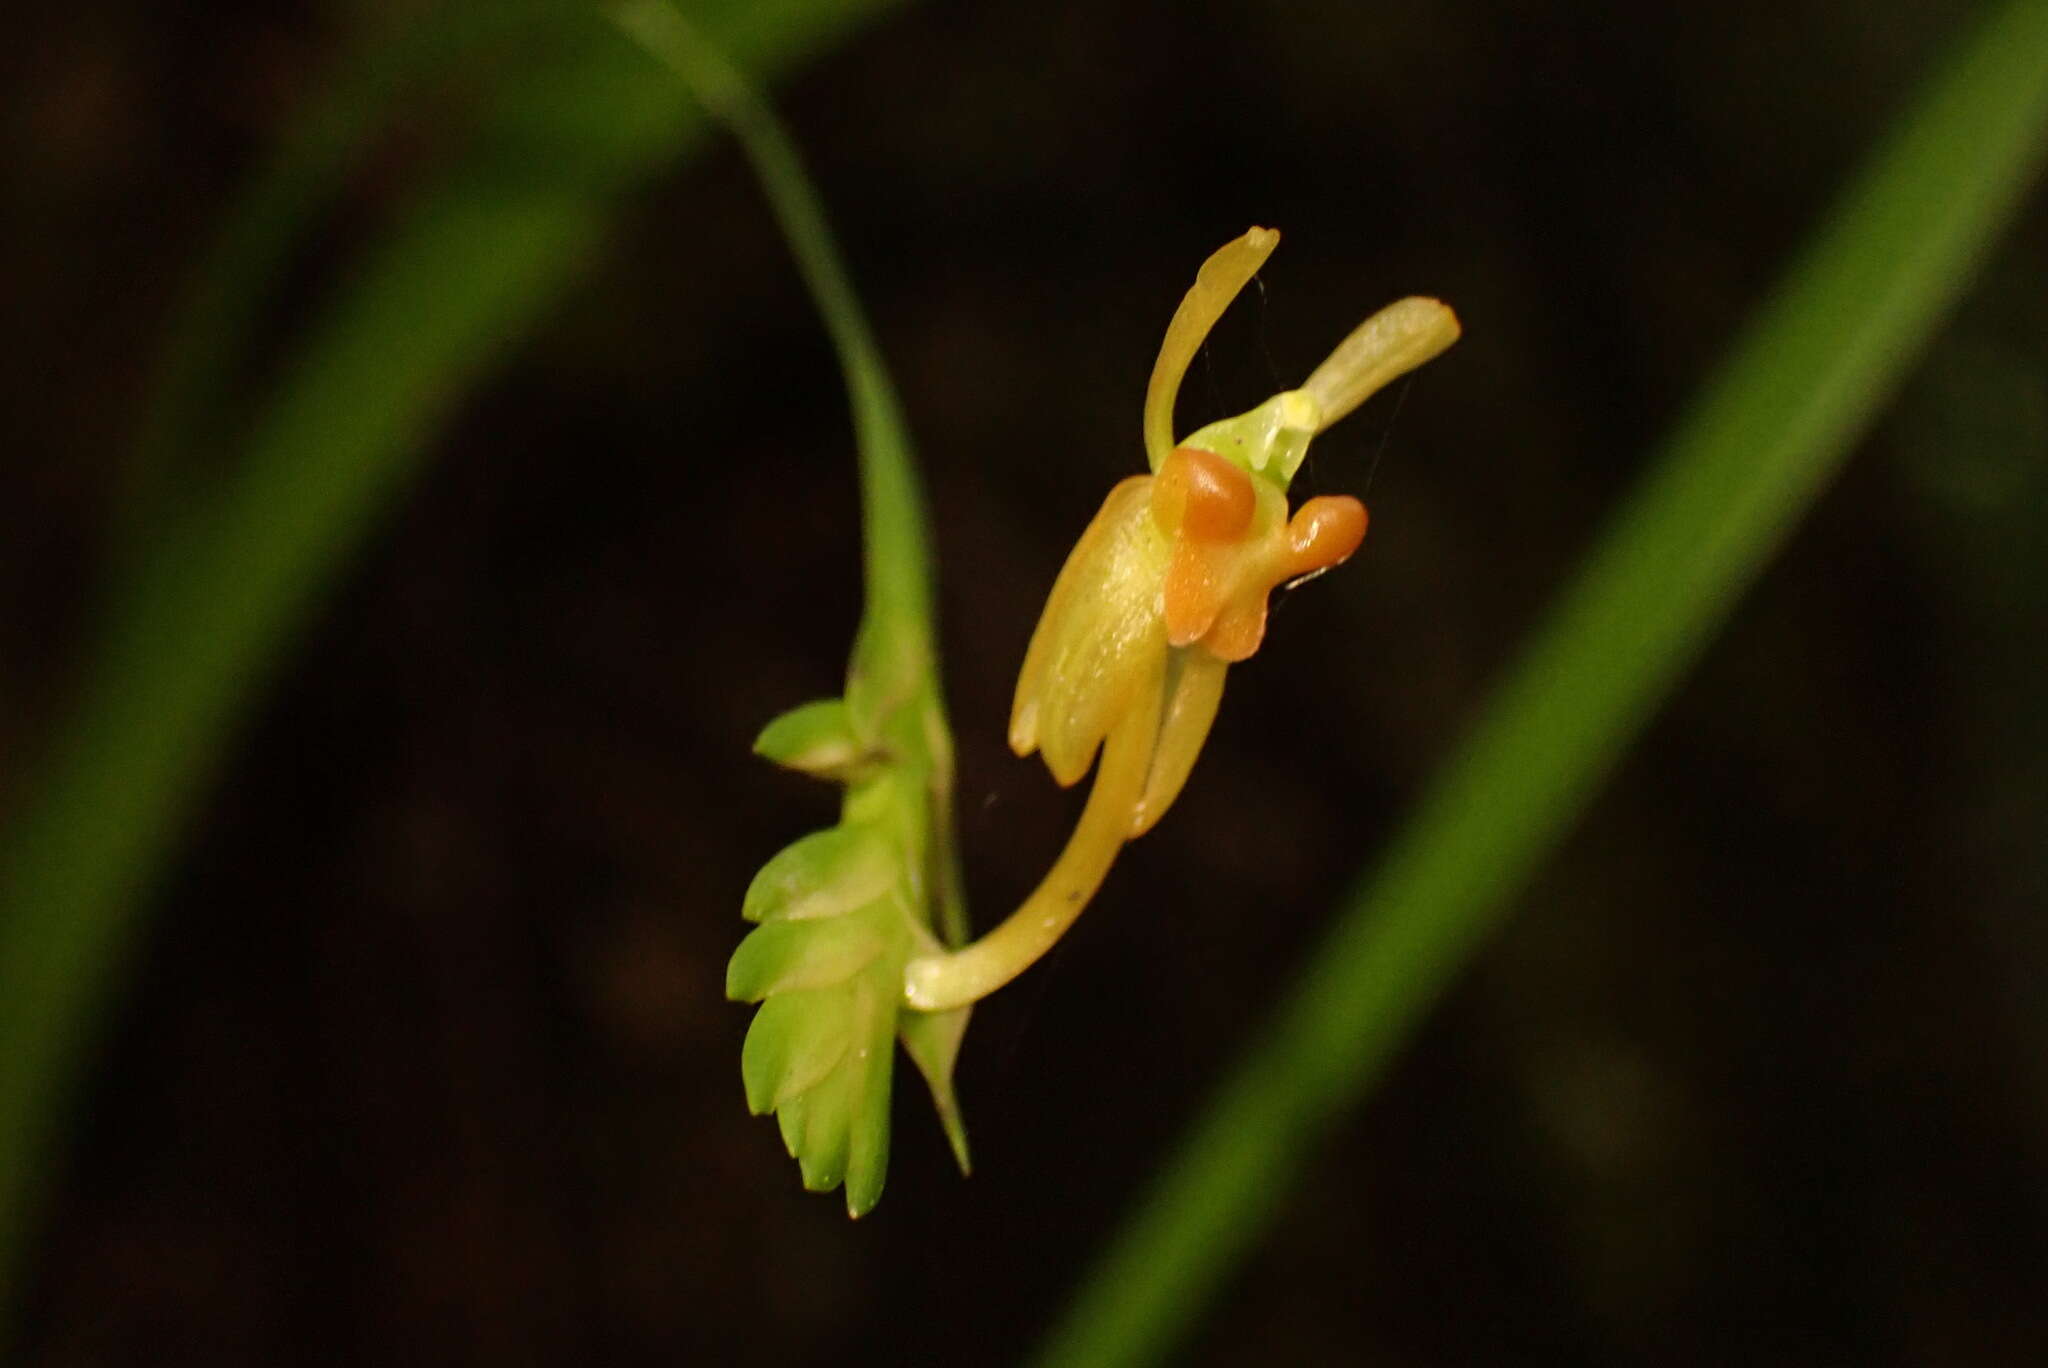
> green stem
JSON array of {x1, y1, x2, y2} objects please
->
[
  {"x1": 614, "y1": 2, "x2": 962, "y2": 954},
  {"x1": 613, "y1": 0, "x2": 936, "y2": 647},
  {"x1": 1034, "y1": 1, "x2": 2048, "y2": 1362}
]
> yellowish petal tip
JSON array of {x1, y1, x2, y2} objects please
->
[
  {"x1": 1301, "y1": 295, "x2": 1462, "y2": 432},
  {"x1": 1147, "y1": 229, "x2": 1289, "y2": 463},
  {"x1": 1007, "y1": 701, "x2": 1038, "y2": 757}
]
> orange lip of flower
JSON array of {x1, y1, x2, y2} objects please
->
[{"x1": 1154, "y1": 446, "x2": 1369, "y2": 663}]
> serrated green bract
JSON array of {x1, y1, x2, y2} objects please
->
[{"x1": 733, "y1": 691, "x2": 969, "y2": 1216}]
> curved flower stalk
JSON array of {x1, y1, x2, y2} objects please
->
[{"x1": 902, "y1": 229, "x2": 1460, "y2": 1012}]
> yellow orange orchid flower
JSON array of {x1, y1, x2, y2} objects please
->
[{"x1": 903, "y1": 229, "x2": 1459, "y2": 1011}]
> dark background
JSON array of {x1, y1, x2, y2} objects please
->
[{"x1": 6, "y1": 0, "x2": 2048, "y2": 1362}]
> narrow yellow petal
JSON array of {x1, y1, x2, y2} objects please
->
[
  {"x1": 1039, "y1": 597, "x2": 1165, "y2": 788},
  {"x1": 1128, "y1": 648, "x2": 1228, "y2": 837},
  {"x1": 1142, "y1": 228, "x2": 1281, "y2": 468},
  {"x1": 1300, "y1": 296, "x2": 1461, "y2": 433}
]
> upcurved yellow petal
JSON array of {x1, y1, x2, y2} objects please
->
[{"x1": 1142, "y1": 228, "x2": 1280, "y2": 469}]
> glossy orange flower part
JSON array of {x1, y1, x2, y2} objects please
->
[{"x1": 1153, "y1": 445, "x2": 1368, "y2": 662}]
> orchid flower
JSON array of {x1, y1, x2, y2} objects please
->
[{"x1": 903, "y1": 229, "x2": 1459, "y2": 1011}]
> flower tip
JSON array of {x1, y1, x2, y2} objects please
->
[
  {"x1": 1006, "y1": 700, "x2": 1040, "y2": 758},
  {"x1": 1387, "y1": 295, "x2": 1461, "y2": 343},
  {"x1": 1147, "y1": 229, "x2": 1285, "y2": 465}
]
